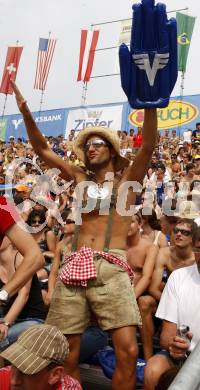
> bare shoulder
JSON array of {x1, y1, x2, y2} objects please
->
[
  {"x1": 157, "y1": 246, "x2": 170, "y2": 264},
  {"x1": 141, "y1": 237, "x2": 153, "y2": 247}
]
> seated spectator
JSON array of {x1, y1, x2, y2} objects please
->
[
  {"x1": 144, "y1": 220, "x2": 200, "y2": 390},
  {"x1": 160, "y1": 212, "x2": 179, "y2": 244},
  {"x1": 127, "y1": 213, "x2": 158, "y2": 360},
  {"x1": 140, "y1": 209, "x2": 168, "y2": 248},
  {"x1": 0, "y1": 324, "x2": 82, "y2": 389},
  {"x1": 46, "y1": 212, "x2": 75, "y2": 305},
  {"x1": 149, "y1": 218, "x2": 195, "y2": 302},
  {"x1": 0, "y1": 239, "x2": 47, "y2": 350},
  {"x1": 27, "y1": 209, "x2": 56, "y2": 280},
  {"x1": 181, "y1": 162, "x2": 199, "y2": 184}
]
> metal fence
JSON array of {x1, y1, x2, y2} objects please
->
[{"x1": 168, "y1": 340, "x2": 200, "y2": 390}]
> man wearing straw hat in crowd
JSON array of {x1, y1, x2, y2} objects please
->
[
  {"x1": 0, "y1": 324, "x2": 82, "y2": 389},
  {"x1": 10, "y1": 0, "x2": 178, "y2": 386}
]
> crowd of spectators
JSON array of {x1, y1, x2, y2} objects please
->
[{"x1": 0, "y1": 123, "x2": 200, "y2": 388}]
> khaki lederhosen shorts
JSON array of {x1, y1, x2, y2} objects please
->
[{"x1": 46, "y1": 249, "x2": 142, "y2": 334}]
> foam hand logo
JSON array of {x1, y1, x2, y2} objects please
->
[
  {"x1": 119, "y1": 0, "x2": 178, "y2": 109},
  {"x1": 133, "y1": 53, "x2": 169, "y2": 87},
  {"x1": 178, "y1": 33, "x2": 190, "y2": 45}
]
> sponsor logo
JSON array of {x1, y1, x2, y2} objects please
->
[
  {"x1": 133, "y1": 53, "x2": 169, "y2": 86},
  {"x1": 128, "y1": 100, "x2": 199, "y2": 130},
  {"x1": 12, "y1": 114, "x2": 62, "y2": 129}
]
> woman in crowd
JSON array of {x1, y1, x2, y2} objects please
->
[
  {"x1": 140, "y1": 208, "x2": 168, "y2": 248},
  {"x1": 26, "y1": 209, "x2": 56, "y2": 302}
]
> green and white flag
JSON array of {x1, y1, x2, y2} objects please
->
[{"x1": 176, "y1": 12, "x2": 196, "y2": 72}]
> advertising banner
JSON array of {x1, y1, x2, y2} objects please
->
[
  {"x1": 127, "y1": 95, "x2": 200, "y2": 133},
  {"x1": 65, "y1": 104, "x2": 123, "y2": 138},
  {"x1": 118, "y1": 20, "x2": 132, "y2": 45},
  {"x1": 6, "y1": 108, "x2": 68, "y2": 140}
]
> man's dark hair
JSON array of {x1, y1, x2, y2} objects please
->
[
  {"x1": 185, "y1": 162, "x2": 195, "y2": 173},
  {"x1": 190, "y1": 180, "x2": 200, "y2": 192},
  {"x1": 27, "y1": 209, "x2": 46, "y2": 226},
  {"x1": 140, "y1": 208, "x2": 161, "y2": 230},
  {"x1": 156, "y1": 162, "x2": 166, "y2": 173},
  {"x1": 191, "y1": 221, "x2": 200, "y2": 245},
  {"x1": 175, "y1": 218, "x2": 194, "y2": 229}
]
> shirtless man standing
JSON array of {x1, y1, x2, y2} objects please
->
[
  {"x1": 149, "y1": 218, "x2": 195, "y2": 301},
  {"x1": 10, "y1": 1, "x2": 177, "y2": 384},
  {"x1": 127, "y1": 213, "x2": 158, "y2": 360},
  {"x1": 11, "y1": 80, "x2": 157, "y2": 389}
]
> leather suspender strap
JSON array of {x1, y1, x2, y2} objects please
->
[
  {"x1": 103, "y1": 186, "x2": 117, "y2": 252},
  {"x1": 71, "y1": 224, "x2": 80, "y2": 252}
]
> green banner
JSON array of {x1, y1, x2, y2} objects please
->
[
  {"x1": 176, "y1": 12, "x2": 196, "y2": 72},
  {"x1": 0, "y1": 118, "x2": 7, "y2": 140}
]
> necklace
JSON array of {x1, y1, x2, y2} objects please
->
[{"x1": 87, "y1": 183, "x2": 110, "y2": 199}]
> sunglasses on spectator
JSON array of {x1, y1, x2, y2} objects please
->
[
  {"x1": 64, "y1": 219, "x2": 75, "y2": 225},
  {"x1": 84, "y1": 140, "x2": 108, "y2": 151},
  {"x1": 31, "y1": 219, "x2": 42, "y2": 224},
  {"x1": 173, "y1": 227, "x2": 192, "y2": 236}
]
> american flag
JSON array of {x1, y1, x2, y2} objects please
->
[{"x1": 34, "y1": 38, "x2": 56, "y2": 90}]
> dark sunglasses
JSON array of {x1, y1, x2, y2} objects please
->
[
  {"x1": 173, "y1": 227, "x2": 192, "y2": 237},
  {"x1": 64, "y1": 219, "x2": 75, "y2": 225},
  {"x1": 84, "y1": 140, "x2": 108, "y2": 151},
  {"x1": 31, "y1": 219, "x2": 42, "y2": 224}
]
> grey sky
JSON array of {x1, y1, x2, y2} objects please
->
[{"x1": 0, "y1": 0, "x2": 199, "y2": 115}]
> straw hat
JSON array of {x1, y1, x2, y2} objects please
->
[
  {"x1": 73, "y1": 127, "x2": 129, "y2": 171},
  {"x1": 175, "y1": 200, "x2": 199, "y2": 220}
]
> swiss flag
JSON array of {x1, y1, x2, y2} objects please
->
[
  {"x1": 77, "y1": 30, "x2": 99, "y2": 82},
  {"x1": 0, "y1": 46, "x2": 23, "y2": 94}
]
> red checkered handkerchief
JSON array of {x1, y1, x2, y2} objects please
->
[{"x1": 59, "y1": 247, "x2": 134, "y2": 287}]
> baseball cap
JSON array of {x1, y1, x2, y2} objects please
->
[{"x1": 1, "y1": 324, "x2": 69, "y2": 375}]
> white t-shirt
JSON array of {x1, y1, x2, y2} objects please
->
[
  {"x1": 183, "y1": 130, "x2": 192, "y2": 143},
  {"x1": 156, "y1": 264, "x2": 200, "y2": 351}
]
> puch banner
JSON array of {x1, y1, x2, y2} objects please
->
[
  {"x1": 176, "y1": 12, "x2": 196, "y2": 72},
  {"x1": 65, "y1": 104, "x2": 123, "y2": 138},
  {"x1": 128, "y1": 97, "x2": 199, "y2": 131}
]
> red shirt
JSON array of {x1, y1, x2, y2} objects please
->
[
  {"x1": 0, "y1": 366, "x2": 82, "y2": 390},
  {"x1": 133, "y1": 134, "x2": 142, "y2": 148},
  {"x1": 0, "y1": 196, "x2": 19, "y2": 245}
]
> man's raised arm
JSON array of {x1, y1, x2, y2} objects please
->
[
  {"x1": 124, "y1": 108, "x2": 157, "y2": 183},
  {"x1": 11, "y1": 80, "x2": 82, "y2": 181}
]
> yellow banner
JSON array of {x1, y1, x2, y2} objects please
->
[{"x1": 128, "y1": 100, "x2": 199, "y2": 130}]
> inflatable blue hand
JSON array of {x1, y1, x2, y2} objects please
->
[{"x1": 119, "y1": 0, "x2": 177, "y2": 108}]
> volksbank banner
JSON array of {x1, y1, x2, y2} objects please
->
[{"x1": 5, "y1": 108, "x2": 68, "y2": 141}]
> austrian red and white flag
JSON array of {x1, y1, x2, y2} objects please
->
[
  {"x1": 77, "y1": 29, "x2": 99, "y2": 82},
  {"x1": 0, "y1": 46, "x2": 23, "y2": 94}
]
